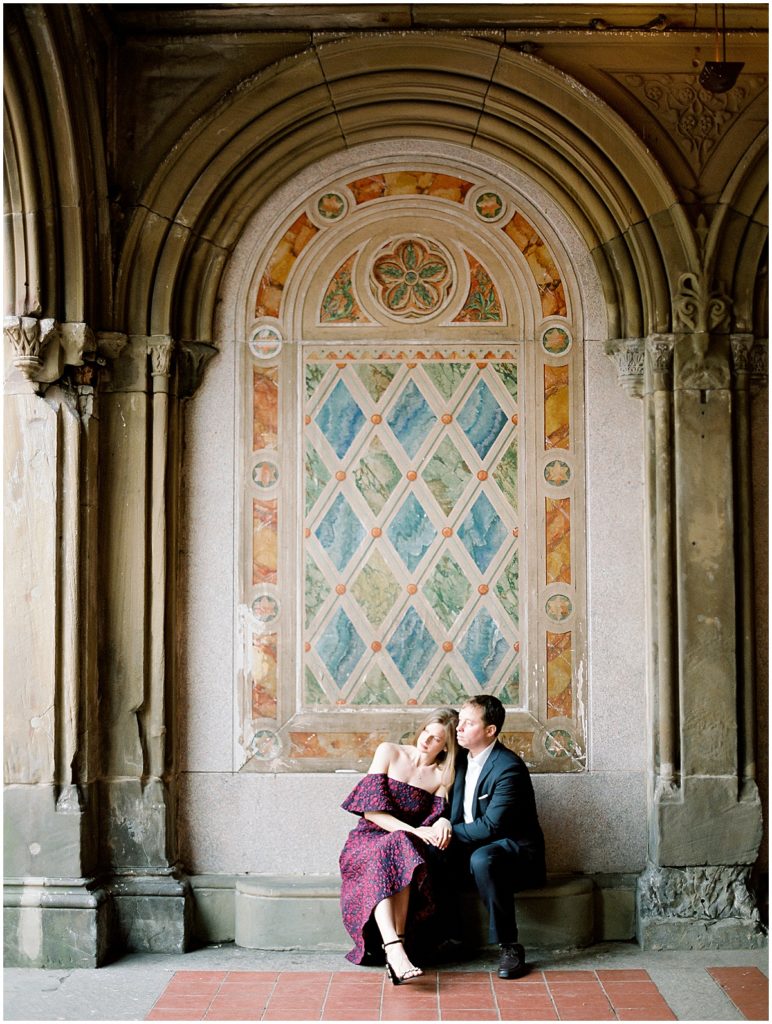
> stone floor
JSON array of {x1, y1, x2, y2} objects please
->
[{"x1": 4, "y1": 942, "x2": 769, "y2": 1021}]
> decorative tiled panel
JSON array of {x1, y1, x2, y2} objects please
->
[
  {"x1": 240, "y1": 163, "x2": 585, "y2": 774},
  {"x1": 303, "y1": 346, "x2": 521, "y2": 710},
  {"x1": 248, "y1": 342, "x2": 282, "y2": 728}
]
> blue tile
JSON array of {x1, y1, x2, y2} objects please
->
[
  {"x1": 457, "y1": 379, "x2": 507, "y2": 459},
  {"x1": 387, "y1": 380, "x2": 436, "y2": 458},
  {"x1": 315, "y1": 378, "x2": 365, "y2": 459},
  {"x1": 315, "y1": 493, "x2": 365, "y2": 570},
  {"x1": 458, "y1": 492, "x2": 508, "y2": 572},
  {"x1": 387, "y1": 493, "x2": 437, "y2": 572},
  {"x1": 317, "y1": 608, "x2": 366, "y2": 687},
  {"x1": 460, "y1": 608, "x2": 509, "y2": 685},
  {"x1": 386, "y1": 607, "x2": 437, "y2": 686}
]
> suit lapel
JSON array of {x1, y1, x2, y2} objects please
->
[
  {"x1": 451, "y1": 757, "x2": 467, "y2": 823},
  {"x1": 473, "y1": 743, "x2": 501, "y2": 813}
]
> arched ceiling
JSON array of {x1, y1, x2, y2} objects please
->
[{"x1": 115, "y1": 34, "x2": 694, "y2": 343}]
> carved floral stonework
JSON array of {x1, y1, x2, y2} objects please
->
[
  {"x1": 730, "y1": 334, "x2": 754, "y2": 374},
  {"x1": 647, "y1": 334, "x2": 675, "y2": 376},
  {"x1": 749, "y1": 339, "x2": 768, "y2": 389},
  {"x1": 370, "y1": 238, "x2": 453, "y2": 320},
  {"x1": 612, "y1": 72, "x2": 767, "y2": 172},
  {"x1": 4, "y1": 316, "x2": 58, "y2": 379},
  {"x1": 638, "y1": 865, "x2": 761, "y2": 922},
  {"x1": 673, "y1": 271, "x2": 731, "y2": 335},
  {"x1": 604, "y1": 337, "x2": 645, "y2": 397},
  {"x1": 147, "y1": 337, "x2": 175, "y2": 378}
]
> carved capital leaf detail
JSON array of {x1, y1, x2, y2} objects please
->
[
  {"x1": 604, "y1": 337, "x2": 645, "y2": 398},
  {"x1": 147, "y1": 337, "x2": 175, "y2": 377}
]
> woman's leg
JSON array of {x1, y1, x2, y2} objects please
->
[{"x1": 373, "y1": 887, "x2": 421, "y2": 977}]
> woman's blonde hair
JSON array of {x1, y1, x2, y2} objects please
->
[{"x1": 414, "y1": 706, "x2": 459, "y2": 789}]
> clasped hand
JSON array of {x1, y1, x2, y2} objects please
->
[{"x1": 413, "y1": 819, "x2": 452, "y2": 850}]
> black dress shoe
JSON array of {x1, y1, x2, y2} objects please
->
[{"x1": 497, "y1": 942, "x2": 529, "y2": 979}]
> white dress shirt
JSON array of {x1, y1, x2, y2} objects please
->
[{"x1": 462, "y1": 741, "x2": 496, "y2": 823}]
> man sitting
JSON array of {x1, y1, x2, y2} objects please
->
[{"x1": 446, "y1": 695, "x2": 546, "y2": 979}]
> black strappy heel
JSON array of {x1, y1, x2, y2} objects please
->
[{"x1": 382, "y1": 939, "x2": 423, "y2": 985}]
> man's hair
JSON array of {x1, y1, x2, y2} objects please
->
[{"x1": 462, "y1": 695, "x2": 506, "y2": 736}]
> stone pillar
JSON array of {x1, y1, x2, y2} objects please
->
[
  {"x1": 99, "y1": 335, "x2": 191, "y2": 954},
  {"x1": 608, "y1": 268, "x2": 766, "y2": 948},
  {"x1": 3, "y1": 317, "x2": 111, "y2": 967}
]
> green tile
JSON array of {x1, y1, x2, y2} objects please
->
[
  {"x1": 305, "y1": 442, "x2": 331, "y2": 515},
  {"x1": 422, "y1": 436, "x2": 471, "y2": 515},
  {"x1": 352, "y1": 667, "x2": 400, "y2": 705},
  {"x1": 305, "y1": 554, "x2": 331, "y2": 628},
  {"x1": 424, "y1": 665, "x2": 469, "y2": 705},
  {"x1": 495, "y1": 550, "x2": 519, "y2": 627},
  {"x1": 353, "y1": 436, "x2": 402, "y2": 515},
  {"x1": 354, "y1": 362, "x2": 398, "y2": 402},
  {"x1": 351, "y1": 549, "x2": 400, "y2": 626},
  {"x1": 424, "y1": 361, "x2": 470, "y2": 400},
  {"x1": 493, "y1": 438, "x2": 518, "y2": 511},
  {"x1": 423, "y1": 553, "x2": 471, "y2": 628}
]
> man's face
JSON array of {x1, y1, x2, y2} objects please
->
[{"x1": 456, "y1": 704, "x2": 496, "y2": 757}]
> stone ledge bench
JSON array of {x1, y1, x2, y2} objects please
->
[{"x1": 234, "y1": 873, "x2": 594, "y2": 951}]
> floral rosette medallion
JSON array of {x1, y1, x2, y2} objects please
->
[{"x1": 370, "y1": 237, "x2": 453, "y2": 319}]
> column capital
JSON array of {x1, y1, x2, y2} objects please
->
[
  {"x1": 604, "y1": 337, "x2": 645, "y2": 398},
  {"x1": 146, "y1": 336, "x2": 175, "y2": 378},
  {"x1": 4, "y1": 317, "x2": 102, "y2": 392},
  {"x1": 749, "y1": 338, "x2": 768, "y2": 391}
]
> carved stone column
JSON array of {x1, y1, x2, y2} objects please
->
[
  {"x1": 99, "y1": 335, "x2": 191, "y2": 955},
  {"x1": 618, "y1": 270, "x2": 766, "y2": 949},
  {"x1": 3, "y1": 318, "x2": 115, "y2": 967}
]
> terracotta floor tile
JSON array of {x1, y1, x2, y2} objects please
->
[
  {"x1": 544, "y1": 970, "x2": 597, "y2": 982},
  {"x1": 147, "y1": 1013, "x2": 205, "y2": 1022},
  {"x1": 597, "y1": 969, "x2": 652, "y2": 982},
  {"x1": 262, "y1": 1012, "x2": 322, "y2": 1021},
  {"x1": 441, "y1": 1011, "x2": 499, "y2": 1020},
  {"x1": 440, "y1": 971, "x2": 493, "y2": 984},
  {"x1": 174, "y1": 971, "x2": 228, "y2": 982},
  {"x1": 380, "y1": 1013, "x2": 441, "y2": 1021},
  {"x1": 223, "y1": 971, "x2": 279, "y2": 982},
  {"x1": 207, "y1": 1011, "x2": 264, "y2": 1022},
  {"x1": 321, "y1": 1012, "x2": 381, "y2": 1021},
  {"x1": 496, "y1": 1011, "x2": 558, "y2": 1021},
  {"x1": 495, "y1": 994, "x2": 555, "y2": 1008}
]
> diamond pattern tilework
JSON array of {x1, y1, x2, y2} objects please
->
[
  {"x1": 315, "y1": 493, "x2": 365, "y2": 570},
  {"x1": 305, "y1": 554, "x2": 331, "y2": 628},
  {"x1": 352, "y1": 667, "x2": 401, "y2": 705},
  {"x1": 423, "y1": 553, "x2": 471, "y2": 628},
  {"x1": 303, "y1": 348, "x2": 525, "y2": 714},
  {"x1": 305, "y1": 442, "x2": 330, "y2": 514},
  {"x1": 305, "y1": 362, "x2": 330, "y2": 400},
  {"x1": 425, "y1": 665, "x2": 469, "y2": 704},
  {"x1": 422, "y1": 436, "x2": 471, "y2": 515},
  {"x1": 387, "y1": 607, "x2": 438, "y2": 686},
  {"x1": 496, "y1": 550, "x2": 520, "y2": 626},
  {"x1": 387, "y1": 493, "x2": 437, "y2": 572},
  {"x1": 316, "y1": 378, "x2": 365, "y2": 458},
  {"x1": 460, "y1": 608, "x2": 509, "y2": 685},
  {"x1": 424, "y1": 361, "x2": 470, "y2": 400},
  {"x1": 493, "y1": 439, "x2": 518, "y2": 511},
  {"x1": 353, "y1": 437, "x2": 401, "y2": 515},
  {"x1": 387, "y1": 379, "x2": 436, "y2": 458},
  {"x1": 317, "y1": 608, "x2": 366, "y2": 687},
  {"x1": 457, "y1": 379, "x2": 507, "y2": 459},
  {"x1": 458, "y1": 492, "x2": 508, "y2": 573},
  {"x1": 354, "y1": 362, "x2": 398, "y2": 402},
  {"x1": 351, "y1": 549, "x2": 401, "y2": 626}
]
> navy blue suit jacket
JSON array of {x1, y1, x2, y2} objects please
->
[{"x1": 450, "y1": 741, "x2": 545, "y2": 870}]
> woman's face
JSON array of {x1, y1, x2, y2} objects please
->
[{"x1": 417, "y1": 722, "x2": 447, "y2": 761}]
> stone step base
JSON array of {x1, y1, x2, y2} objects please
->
[{"x1": 234, "y1": 873, "x2": 595, "y2": 951}]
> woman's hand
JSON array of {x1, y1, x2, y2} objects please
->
[
  {"x1": 431, "y1": 817, "x2": 453, "y2": 850},
  {"x1": 412, "y1": 825, "x2": 446, "y2": 847}
]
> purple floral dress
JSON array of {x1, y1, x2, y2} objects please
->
[{"x1": 339, "y1": 772, "x2": 446, "y2": 965}]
